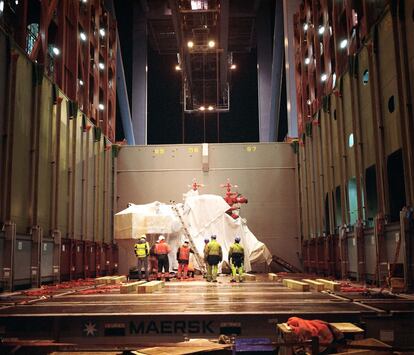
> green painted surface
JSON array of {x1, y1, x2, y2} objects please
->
[
  {"x1": 37, "y1": 79, "x2": 53, "y2": 232},
  {"x1": 86, "y1": 128, "x2": 95, "y2": 241},
  {"x1": 11, "y1": 56, "x2": 32, "y2": 233},
  {"x1": 74, "y1": 112, "x2": 83, "y2": 239},
  {"x1": 57, "y1": 95, "x2": 68, "y2": 235}
]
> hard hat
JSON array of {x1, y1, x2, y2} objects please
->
[
  {"x1": 140, "y1": 234, "x2": 147, "y2": 240},
  {"x1": 184, "y1": 239, "x2": 189, "y2": 244},
  {"x1": 158, "y1": 235, "x2": 165, "y2": 241},
  {"x1": 235, "y1": 236, "x2": 241, "y2": 243},
  {"x1": 211, "y1": 235, "x2": 217, "y2": 239},
  {"x1": 204, "y1": 237, "x2": 210, "y2": 243}
]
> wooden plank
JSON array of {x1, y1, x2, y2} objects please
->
[
  {"x1": 316, "y1": 278, "x2": 341, "y2": 291},
  {"x1": 137, "y1": 280, "x2": 165, "y2": 294},
  {"x1": 302, "y1": 279, "x2": 325, "y2": 291},
  {"x1": 94, "y1": 276, "x2": 112, "y2": 285},
  {"x1": 268, "y1": 273, "x2": 278, "y2": 281},
  {"x1": 120, "y1": 281, "x2": 147, "y2": 294},
  {"x1": 109, "y1": 275, "x2": 127, "y2": 284},
  {"x1": 242, "y1": 273, "x2": 256, "y2": 281},
  {"x1": 283, "y1": 279, "x2": 310, "y2": 291},
  {"x1": 330, "y1": 322, "x2": 364, "y2": 334},
  {"x1": 336, "y1": 338, "x2": 392, "y2": 355},
  {"x1": 136, "y1": 339, "x2": 230, "y2": 354}
]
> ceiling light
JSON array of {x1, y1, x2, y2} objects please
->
[
  {"x1": 304, "y1": 57, "x2": 311, "y2": 65},
  {"x1": 79, "y1": 79, "x2": 84, "y2": 86},
  {"x1": 208, "y1": 105, "x2": 214, "y2": 111},
  {"x1": 99, "y1": 103, "x2": 104, "y2": 111},
  {"x1": 199, "y1": 106, "x2": 205, "y2": 111},
  {"x1": 52, "y1": 47, "x2": 60, "y2": 56},
  {"x1": 230, "y1": 64, "x2": 236, "y2": 70},
  {"x1": 318, "y1": 26, "x2": 325, "y2": 35},
  {"x1": 0, "y1": 1, "x2": 4, "y2": 13},
  {"x1": 99, "y1": 62, "x2": 105, "y2": 70},
  {"x1": 99, "y1": 28, "x2": 106, "y2": 37},
  {"x1": 321, "y1": 73, "x2": 328, "y2": 82},
  {"x1": 340, "y1": 39, "x2": 348, "y2": 49},
  {"x1": 81, "y1": 0, "x2": 87, "y2": 3},
  {"x1": 80, "y1": 32, "x2": 87, "y2": 41},
  {"x1": 303, "y1": 23, "x2": 309, "y2": 32},
  {"x1": 175, "y1": 65, "x2": 181, "y2": 71},
  {"x1": 15, "y1": 0, "x2": 18, "y2": 5},
  {"x1": 187, "y1": 41, "x2": 194, "y2": 48},
  {"x1": 208, "y1": 40, "x2": 215, "y2": 48}
]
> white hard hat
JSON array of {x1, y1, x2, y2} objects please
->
[
  {"x1": 184, "y1": 239, "x2": 189, "y2": 244},
  {"x1": 140, "y1": 234, "x2": 147, "y2": 240},
  {"x1": 158, "y1": 235, "x2": 165, "y2": 241}
]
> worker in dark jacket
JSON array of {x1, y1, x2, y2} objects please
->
[
  {"x1": 154, "y1": 235, "x2": 171, "y2": 281},
  {"x1": 176, "y1": 240, "x2": 193, "y2": 279},
  {"x1": 228, "y1": 236, "x2": 245, "y2": 282},
  {"x1": 134, "y1": 234, "x2": 150, "y2": 281},
  {"x1": 205, "y1": 235, "x2": 222, "y2": 282}
]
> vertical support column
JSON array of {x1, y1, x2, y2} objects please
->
[
  {"x1": 2, "y1": 222, "x2": 16, "y2": 291},
  {"x1": 269, "y1": 0, "x2": 284, "y2": 141},
  {"x1": 29, "y1": 64, "x2": 43, "y2": 288},
  {"x1": 390, "y1": 1, "x2": 414, "y2": 207},
  {"x1": 132, "y1": 2, "x2": 147, "y2": 145},
  {"x1": 256, "y1": 0, "x2": 273, "y2": 142},
  {"x1": 283, "y1": 0, "x2": 299, "y2": 138},
  {"x1": 30, "y1": 226, "x2": 42, "y2": 288},
  {"x1": 339, "y1": 225, "x2": 348, "y2": 279},
  {"x1": 52, "y1": 230, "x2": 61, "y2": 284},
  {"x1": 51, "y1": 96, "x2": 63, "y2": 283},
  {"x1": 1, "y1": 51, "x2": 19, "y2": 291}
]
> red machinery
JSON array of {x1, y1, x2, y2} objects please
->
[
  {"x1": 189, "y1": 178, "x2": 204, "y2": 191},
  {"x1": 220, "y1": 178, "x2": 248, "y2": 219}
]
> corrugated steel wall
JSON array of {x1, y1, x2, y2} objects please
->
[
  {"x1": 295, "y1": 1, "x2": 414, "y2": 289},
  {"x1": 0, "y1": 30, "x2": 118, "y2": 291}
]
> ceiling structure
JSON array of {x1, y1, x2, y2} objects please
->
[{"x1": 143, "y1": 0, "x2": 259, "y2": 113}]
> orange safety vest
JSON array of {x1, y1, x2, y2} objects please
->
[
  {"x1": 155, "y1": 241, "x2": 170, "y2": 255},
  {"x1": 178, "y1": 246, "x2": 190, "y2": 261}
]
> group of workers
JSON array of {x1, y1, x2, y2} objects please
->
[
  {"x1": 203, "y1": 235, "x2": 245, "y2": 282},
  {"x1": 134, "y1": 234, "x2": 245, "y2": 283}
]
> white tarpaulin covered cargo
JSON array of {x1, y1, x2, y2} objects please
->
[{"x1": 114, "y1": 193, "x2": 272, "y2": 272}]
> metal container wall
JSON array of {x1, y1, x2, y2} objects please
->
[
  {"x1": 84, "y1": 241, "x2": 96, "y2": 278},
  {"x1": 40, "y1": 240, "x2": 54, "y2": 283},
  {"x1": 295, "y1": 1, "x2": 414, "y2": 287},
  {"x1": 0, "y1": 28, "x2": 117, "y2": 290},
  {"x1": 73, "y1": 240, "x2": 84, "y2": 280}
]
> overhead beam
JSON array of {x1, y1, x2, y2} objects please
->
[
  {"x1": 168, "y1": 0, "x2": 193, "y2": 94},
  {"x1": 168, "y1": 0, "x2": 192, "y2": 108},
  {"x1": 269, "y1": 0, "x2": 285, "y2": 141},
  {"x1": 219, "y1": 0, "x2": 229, "y2": 97}
]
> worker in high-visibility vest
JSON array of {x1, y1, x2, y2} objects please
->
[
  {"x1": 176, "y1": 240, "x2": 193, "y2": 279},
  {"x1": 229, "y1": 236, "x2": 245, "y2": 282},
  {"x1": 202, "y1": 237, "x2": 210, "y2": 278},
  {"x1": 134, "y1": 234, "x2": 150, "y2": 281},
  {"x1": 205, "y1": 235, "x2": 222, "y2": 282},
  {"x1": 155, "y1": 235, "x2": 171, "y2": 281}
]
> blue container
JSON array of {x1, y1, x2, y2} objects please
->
[{"x1": 233, "y1": 338, "x2": 276, "y2": 354}]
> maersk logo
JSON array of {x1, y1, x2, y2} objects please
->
[{"x1": 129, "y1": 320, "x2": 215, "y2": 335}]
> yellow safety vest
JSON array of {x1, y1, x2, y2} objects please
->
[{"x1": 134, "y1": 242, "x2": 149, "y2": 258}]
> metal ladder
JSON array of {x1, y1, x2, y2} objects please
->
[
  {"x1": 272, "y1": 254, "x2": 302, "y2": 273},
  {"x1": 170, "y1": 202, "x2": 206, "y2": 274}
]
